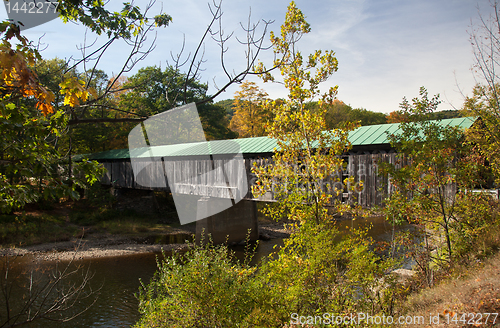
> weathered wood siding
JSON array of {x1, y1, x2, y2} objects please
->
[
  {"x1": 245, "y1": 153, "x2": 404, "y2": 206},
  {"x1": 166, "y1": 158, "x2": 247, "y2": 199},
  {"x1": 347, "y1": 153, "x2": 406, "y2": 207},
  {"x1": 98, "y1": 152, "x2": 455, "y2": 207},
  {"x1": 111, "y1": 161, "x2": 134, "y2": 188},
  {"x1": 101, "y1": 162, "x2": 112, "y2": 185},
  {"x1": 101, "y1": 157, "x2": 249, "y2": 198}
]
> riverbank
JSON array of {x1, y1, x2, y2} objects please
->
[{"x1": 0, "y1": 222, "x2": 292, "y2": 261}]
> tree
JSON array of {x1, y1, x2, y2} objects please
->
[
  {"x1": 381, "y1": 87, "x2": 489, "y2": 285},
  {"x1": 136, "y1": 6, "x2": 401, "y2": 326},
  {"x1": 215, "y1": 99, "x2": 236, "y2": 120},
  {"x1": 387, "y1": 109, "x2": 463, "y2": 124},
  {"x1": 349, "y1": 107, "x2": 387, "y2": 125},
  {"x1": 324, "y1": 100, "x2": 387, "y2": 128},
  {"x1": 31, "y1": 58, "x2": 122, "y2": 154},
  {"x1": 229, "y1": 81, "x2": 271, "y2": 138},
  {"x1": 117, "y1": 66, "x2": 236, "y2": 140},
  {"x1": 323, "y1": 99, "x2": 352, "y2": 127},
  {"x1": 56, "y1": 1, "x2": 172, "y2": 39},
  {"x1": 0, "y1": 27, "x2": 106, "y2": 213},
  {"x1": 467, "y1": 1, "x2": 500, "y2": 184},
  {"x1": 0, "y1": 0, "x2": 173, "y2": 209},
  {"x1": 253, "y1": 1, "x2": 358, "y2": 225},
  {"x1": 1, "y1": 1, "x2": 171, "y2": 117},
  {"x1": 0, "y1": 2, "x2": 166, "y2": 326},
  {"x1": 252, "y1": 3, "x2": 399, "y2": 319},
  {"x1": 463, "y1": 84, "x2": 500, "y2": 185},
  {"x1": 60, "y1": 0, "x2": 291, "y2": 127},
  {"x1": 386, "y1": 110, "x2": 409, "y2": 123},
  {"x1": 0, "y1": 96, "x2": 107, "y2": 213}
]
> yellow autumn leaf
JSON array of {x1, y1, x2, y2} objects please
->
[{"x1": 59, "y1": 77, "x2": 89, "y2": 107}]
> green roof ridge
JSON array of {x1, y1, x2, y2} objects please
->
[{"x1": 83, "y1": 116, "x2": 477, "y2": 160}]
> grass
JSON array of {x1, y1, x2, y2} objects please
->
[
  {"x1": 0, "y1": 213, "x2": 78, "y2": 247},
  {"x1": 96, "y1": 218, "x2": 162, "y2": 234},
  {"x1": 402, "y1": 253, "x2": 500, "y2": 327},
  {"x1": 0, "y1": 194, "x2": 181, "y2": 247}
]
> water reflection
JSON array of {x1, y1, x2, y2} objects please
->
[
  {"x1": 2, "y1": 253, "x2": 163, "y2": 328},
  {"x1": 1, "y1": 216, "x2": 414, "y2": 328}
]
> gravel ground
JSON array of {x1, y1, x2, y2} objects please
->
[{"x1": 0, "y1": 222, "x2": 292, "y2": 262}]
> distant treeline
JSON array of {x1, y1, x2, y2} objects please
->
[{"x1": 216, "y1": 97, "x2": 465, "y2": 139}]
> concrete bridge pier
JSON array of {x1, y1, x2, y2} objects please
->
[{"x1": 195, "y1": 198, "x2": 259, "y2": 245}]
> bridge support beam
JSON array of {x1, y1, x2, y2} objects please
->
[{"x1": 195, "y1": 198, "x2": 259, "y2": 245}]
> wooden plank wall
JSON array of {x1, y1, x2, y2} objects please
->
[
  {"x1": 346, "y1": 153, "x2": 415, "y2": 207},
  {"x1": 132, "y1": 160, "x2": 167, "y2": 190},
  {"x1": 101, "y1": 157, "x2": 249, "y2": 198},
  {"x1": 166, "y1": 158, "x2": 247, "y2": 199},
  {"x1": 111, "y1": 161, "x2": 134, "y2": 188},
  {"x1": 98, "y1": 153, "x2": 450, "y2": 208},
  {"x1": 101, "y1": 162, "x2": 112, "y2": 185}
]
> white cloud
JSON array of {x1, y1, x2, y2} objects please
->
[{"x1": 0, "y1": 0, "x2": 494, "y2": 113}]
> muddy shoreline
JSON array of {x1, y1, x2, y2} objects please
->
[{"x1": 0, "y1": 222, "x2": 292, "y2": 262}]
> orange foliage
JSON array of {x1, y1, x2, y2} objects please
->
[
  {"x1": 386, "y1": 110, "x2": 409, "y2": 123},
  {"x1": 1, "y1": 24, "x2": 56, "y2": 115}
]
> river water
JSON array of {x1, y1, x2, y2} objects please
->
[{"x1": 0, "y1": 216, "x2": 411, "y2": 328}]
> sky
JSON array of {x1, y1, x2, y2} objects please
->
[{"x1": 0, "y1": 0, "x2": 494, "y2": 114}]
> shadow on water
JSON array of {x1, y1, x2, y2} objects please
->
[
  {"x1": 0, "y1": 216, "x2": 415, "y2": 328},
  {"x1": 335, "y1": 215, "x2": 416, "y2": 243}
]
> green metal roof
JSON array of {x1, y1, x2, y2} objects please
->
[
  {"x1": 85, "y1": 116, "x2": 477, "y2": 160},
  {"x1": 124, "y1": 137, "x2": 279, "y2": 159},
  {"x1": 347, "y1": 116, "x2": 476, "y2": 146}
]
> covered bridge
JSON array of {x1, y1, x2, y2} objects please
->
[
  {"x1": 86, "y1": 116, "x2": 476, "y2": 208},
  {"x1": 82, "y1": 116, "x2": 475, "y2": 243}
]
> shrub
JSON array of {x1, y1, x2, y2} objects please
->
[
  {"x1": 135, "y1": 239, "x2": 273, "y2": 328},
  {"x1": 259, "y1": 221, "x2": 403, "y2": 322},
  {"x1": 452, "y1": 192, "x2": 500, "y2": 262},
  {"x1": 135, "y1": 223, "x2": 405, "y2": 327}
]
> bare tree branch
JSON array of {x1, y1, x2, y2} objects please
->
[
  {"x1": 68, "y1": 117, "x2": 146, "y2": 125},
  {"x1": 66, "y1": 0, "x2": 287, "y2": 126},
  {"x1": 0, "y1": 242, "x2": 100, "y2": 328}
]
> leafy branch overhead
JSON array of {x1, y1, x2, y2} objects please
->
[
  {"x1": 1, "y1": 1, "x2": 172, "y2": 117},
  {"x1": 57, "y1": 0, "x2": 172, "y2": 38},
  {"x1": 26, "y1": 0, "x2": 287, "y2": 126},
  {"x1": 0, "y1": 0, "x2": 170, "y2": 213}
]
